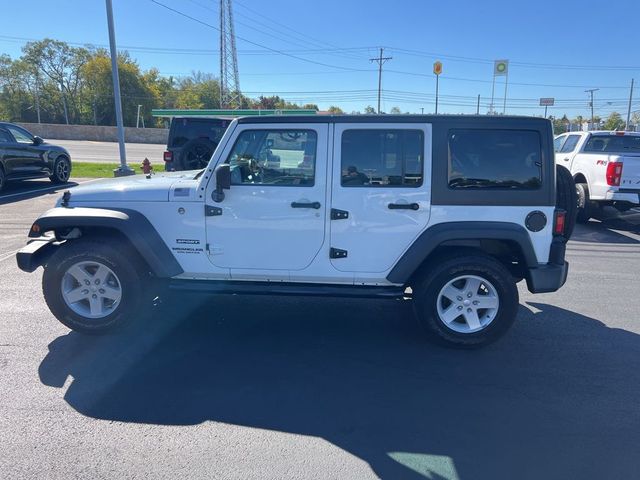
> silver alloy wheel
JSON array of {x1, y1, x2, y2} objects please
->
[
  {"x1": 56, "y1": 158, "x2": 70, "y2": 181},
  {"x1": 61, "y1": 260, "x2": 122, "y2": 319},
  {"x1": 436, "y1": 275, "x2": 500, "y2": 334}
]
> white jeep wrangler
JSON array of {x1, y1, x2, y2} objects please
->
[{"x1": 18, "y1": 115, "x2": 573, "y2": 348}]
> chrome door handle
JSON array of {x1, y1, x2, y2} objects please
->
[{"x1": 291, "y1": 201, "x2": 321, "y2": 209}]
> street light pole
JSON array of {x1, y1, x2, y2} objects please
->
[{"x1": 106, "y1": 0, "x2": 134, "y2": 176}]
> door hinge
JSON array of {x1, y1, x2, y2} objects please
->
[
  {"x1": 330, "y1": 247, "x2": 348, "y2": 259},
  {"x1": 330, "y1": 208, "x2": 349, "y2": 220},
  {"x1": 205, "y1": 205, "x2": 222, "y2": 216}
]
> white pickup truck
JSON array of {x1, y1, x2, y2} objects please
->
[{"x1": 554, "y1": 131, "x2": 640, "y2": 222}]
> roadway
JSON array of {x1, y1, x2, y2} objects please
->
[
  {"x1": 53, "y1": 139, "x2": 166, "y2": 164},
  {"x1": 1, "y1": 181, "x2": 639, "y2": 479}
]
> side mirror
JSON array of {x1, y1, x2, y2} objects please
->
[
  {"x1": 33, "y1": 136, "x2": 43, "y2": 145},
  {"x1": 212, "y1": 163, "x2": 231, "y2": 203}
]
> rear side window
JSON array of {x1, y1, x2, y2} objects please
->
[
  {"x1": 340, "y1": 129, "x2": 424, "y2": 187},
  {"x1": 448, "y1": 129, "x2": 542, "y2": 190},
  {"x1": 0, "y1": 129, "x2": 12, "y2": 143},
  {"x1": 583, "y1": 135, "x2": 640, "y2": 153},
  {"x1": 170, "y1": 119, "x2": 229, "y2": 148},
  {"x1": 559, "y1": 135, "x2": 580, "y2": 153}
]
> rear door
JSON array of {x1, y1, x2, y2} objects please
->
[
  {"x1": 330, "y1": 123, "x2": 431, "y2": 273},
  {"x1": 556, "y1": 133, "x2": 582, "y2": 169}
]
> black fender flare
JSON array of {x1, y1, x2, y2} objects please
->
[
  {"x1": 28, "y1": 207, "x2": 183, "y2": 278},
  {"x1": 386, "y1": 221, "x2": 539, "y2": 284}
]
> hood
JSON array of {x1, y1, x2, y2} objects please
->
[{"x1": 65, "y1": 171, "x2": 200, "y2": 204}]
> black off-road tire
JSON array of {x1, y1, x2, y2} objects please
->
[
  {"x1": 412, "y1": 254, "x2": 519, "y2": 348},
  {"x1": 555, "y1": 165, "x2": 577, "y2": 239},
  {"x1": 49, "y1": 156, "x2": 71, "y2": 184},
  {"x1": 179, "y1": 138, "x2": 216, "y2": 170},
  {"x1": 42, "y1": 239, "x2": 145, "y2": 334}
]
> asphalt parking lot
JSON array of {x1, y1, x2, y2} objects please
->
[{"x1": 1, "y1": 181, "x2": 639, "y2": 480}]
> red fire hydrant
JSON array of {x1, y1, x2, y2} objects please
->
[{"x1": 140, "y1": 158, "x2": 153, "y2": 175}]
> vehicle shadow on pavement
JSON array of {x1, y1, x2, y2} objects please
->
[
  {"x1": 570, "y1": 209, "x2": 640, "y2": 244},
  {"x1": 0, "y1": 180, "x2": 77, "y2": 206},
  {"x1": 38, "y1": 296, "x2": 640, "y2": 480}
]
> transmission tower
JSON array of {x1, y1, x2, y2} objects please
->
[{"x1": 219, "y1": 0, "x2": 241, "y2": 109}]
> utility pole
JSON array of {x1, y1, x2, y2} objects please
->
[
  {"x1": 625, "y1": 78, "x2": 634, "y2": 131},
  {"x1": 476, "y1": 94, "x2": 480, "y2": 115},
  {"x1": 136, "y1": 104, "x2": 142, "y2": 128},
  {"x1": 585, "y1": 88, "x2": 599, "y2": 130},
  {"x1": 106, "y1": 0, "x2": 134, "y2": 176},
  {"x1": 370, "y1": 48, "x2": 392, "y2": 114}
]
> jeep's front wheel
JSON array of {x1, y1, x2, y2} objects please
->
[
  {"x1": 413, "y1": 255, "x2": 519, "y2": 348},
  {"x1": 43, "y1": 240, "x2": 144, "y2": 334}
]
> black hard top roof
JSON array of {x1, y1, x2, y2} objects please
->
[{"x1": 236, "y1": 114, "x2": 550, "y2": 125}]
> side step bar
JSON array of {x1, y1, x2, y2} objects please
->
[{"x1": 169, "y1": 279, "x2": 408, "y2": 299}]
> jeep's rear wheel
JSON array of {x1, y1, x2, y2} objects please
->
[
  {"x1": 43, "y1": 240, "x2": 144, "y2": 334},
  {"x1": 413, "y1": 255, "x2": 519, "y2": 348}
]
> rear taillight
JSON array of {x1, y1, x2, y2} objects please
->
[
  {"x1": 606, "y1": 161, "x2": 623, "y2": 186},
  {"x1": 163, "y1": 151, "x2": 173, "y2": 162},
  {"x1": 554, "y1": 209, "x2": 566, "y2": 236}
]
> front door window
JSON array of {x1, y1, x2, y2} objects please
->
[{"x1": 227, "y1": 129, "x2": 317, "y2": 186}]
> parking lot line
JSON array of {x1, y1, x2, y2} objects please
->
[{"x1": 0, "y1": 249, "x2": 20, "y2": 263}]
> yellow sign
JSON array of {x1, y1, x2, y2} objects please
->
[{"x1": 433, "y1": 61, "x2": 443, "y2": 76}]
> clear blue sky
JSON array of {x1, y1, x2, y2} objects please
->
[{"x1": 1, "y1": 0, "x2": 639, "y2": 118}]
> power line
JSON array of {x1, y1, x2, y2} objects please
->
[
  {"x1": 233, "y1": 0, "x2": 365, "y2": 62},
  {"x1": 148, "y1": 0, "x2": 368, "y2": 73}
]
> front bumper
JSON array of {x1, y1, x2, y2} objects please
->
[{"x1": 16, "y1": 237, "x2": 57, "y2": 273}]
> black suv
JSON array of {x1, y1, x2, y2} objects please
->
[
  {"x1": 163, "y1": 117, "x2": 231, "y2": 171},
  {"x1": 0, "y1": 122, "x2": 71, "y2": 192}
]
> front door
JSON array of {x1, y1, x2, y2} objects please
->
[
  {"x1": 330, "y1": 123, "x2": 432, "y2": 273},
  {"x1": 4, "y1": 125, "x2": 44, "y2": 176},
  {"x1": 205, "y1": 123, "x2": 328, "y2": 273}
]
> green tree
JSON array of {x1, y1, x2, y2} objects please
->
[
  {"x1": 82, "y1": 50, "x2": 158, "y2": 127},
  {"x1": 390, "y1": 106, "x2": 401, "y2": 114},
  {"x1": 22, "y1": 39, "x2": 89, "y2": 124},
  {"x1": 603, "y1": 112, "x2": 624, "y2": 130},
  {"x1": 364, "y1": 105, "x2": 376, "y2": 114},
  {"x1": 327, "y1": 105, "x2": 344, "y2": 114}
]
